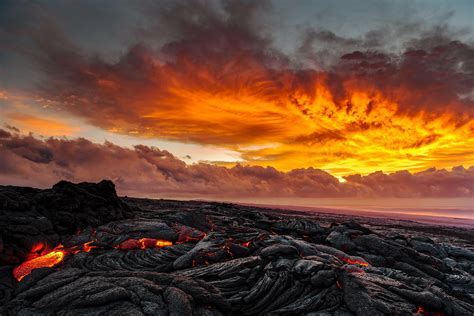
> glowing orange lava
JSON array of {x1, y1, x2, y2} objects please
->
[
  {"x1": 82, "y1": 241, "x2": 98, "y2": 252},
  {"x1": 115, "y1": 238, "x2": 173, "y2": 250},
  {"x1": 14, "y1": 237, "x2": 174, "y2": 281},
  {"x1": 338, "y1": 256, "x2": 369, "y2": 267},
  {"x1": 13, "y1": 250, "x2": 65, "y2": 281},
  {"x1": 155, "y1": 240, "x2": 173, "y2": 247},
  {"x1": 30, "y1": 243, "x2": 45, "y2": 253},
  {"x1": 13, "y1": 242, "x2": 76, "y2": 281}
]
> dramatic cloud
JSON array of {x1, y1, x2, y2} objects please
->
[
  {"x1": 1, "y1": 130, "x2": 472, "y2": 198},
  {"x1": 0, "y1": 0, "x2": 473, "y2": 176}
]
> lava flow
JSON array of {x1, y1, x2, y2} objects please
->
[
  {"x1": 12, "y1": 242, "x2": 88, "y2": 282},
  {"x1": 115, "y1": 238, "x2": 173, "y2": 250},
  {"x1": 338, "y1": 256, "x2": 369, "y2": 267},
  {"x1": 13, "y1": 238, "x2": 174, "y2": 281},
  {"x1": 13, "y1": 250, "x2": 66, "y2": 281}
]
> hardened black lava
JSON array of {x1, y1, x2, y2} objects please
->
[{"x1": 0, "y1": 181, "x2": 473, "y2": 315}]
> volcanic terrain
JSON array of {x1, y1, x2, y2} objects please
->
[{"x1": 0, "y1": 180, "x2": 473, "y2": 315}]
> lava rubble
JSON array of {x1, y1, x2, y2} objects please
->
[{"x1": 0, "y1": 181, "x2": 473, "y2": 315}]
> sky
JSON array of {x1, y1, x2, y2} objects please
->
[{"x1": 0, "y1": 0, "x2": 473, "y2": 199}]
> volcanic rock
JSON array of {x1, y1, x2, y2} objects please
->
[{"x1": 0, "y1": 180, "x2": 473, "y2": 315}]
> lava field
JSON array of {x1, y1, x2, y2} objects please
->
[{"x1": 0, "y1": 180, "x2": 473, "y2": 315}]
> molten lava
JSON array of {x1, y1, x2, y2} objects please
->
[
  {"x1": 338, "y1": 256, "x2": 369, "y2": 267},
  {"x1": 82, "y1": 241, "x2": 98, "y2": 252},
  {"x1": 14, "y1": 237, "x2": 174, "y2": 281},
  {"x1": 115, "y1": 238, "x2": 173, "y2": 250},
  {"x1": 155, "y1": 240, "x2": 173, "y2": 248},
  {"x1": 13, "y1": 250, "x2": 65, "y2": 281},
  {"x1": 30, "y1": 243, "x2": 45, "y2": 253}
]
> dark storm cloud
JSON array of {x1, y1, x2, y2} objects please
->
[
  {"x1": 0, "y1": 129, "x2": 472, "y2": 198},
  {"x1": 334, "y1": 39, "x2": 474, "y2": 115}
]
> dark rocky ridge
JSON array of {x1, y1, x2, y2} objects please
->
[{"x1": 0, "y1": 181, "x2": 473, "y2": 315}]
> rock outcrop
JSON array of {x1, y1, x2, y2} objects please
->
[{"x1": 0, "y1": 180, "x2": 133, "y2": 265}]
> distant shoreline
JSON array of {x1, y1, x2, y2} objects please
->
[
  {"x1": 234, "y1": 202, "x2": 474, "y2": 228},
  {"x1": 130, "y1": 195, "x2": 474, "y2": 228}
]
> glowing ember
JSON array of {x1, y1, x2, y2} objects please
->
[
  {"x1": 25, "y1": 242, "x2": 48, "y2": 260},
  {"x1": 13, "y1": 250, "x2": 65, "y2": 281},
  {"x1": 30, "y1": 243, "x2": 45, "y2": 253},
  {"x1": 82, "y1": 241, "x2": 98, "y2": 252}
]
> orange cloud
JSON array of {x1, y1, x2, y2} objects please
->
[
  {"x1": 11, "y1": 1, "x2": 474, "y2": 176},
  {"x1": 6, "y1": 114, "x2": 80, "y2": 137},
  {"x1": 36, "y1": 43, "x2": 474, "y2": 176},
  {"x1": 0, "y1": 90, "x2": 9, "y2": 100}
]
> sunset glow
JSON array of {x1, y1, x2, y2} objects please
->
[
  {"x1": 22, "y1": 45, "x2": 473, "y2": 177},
  {"x1": 0, "y1": 0, "x2": 472, "y2": 198}
]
